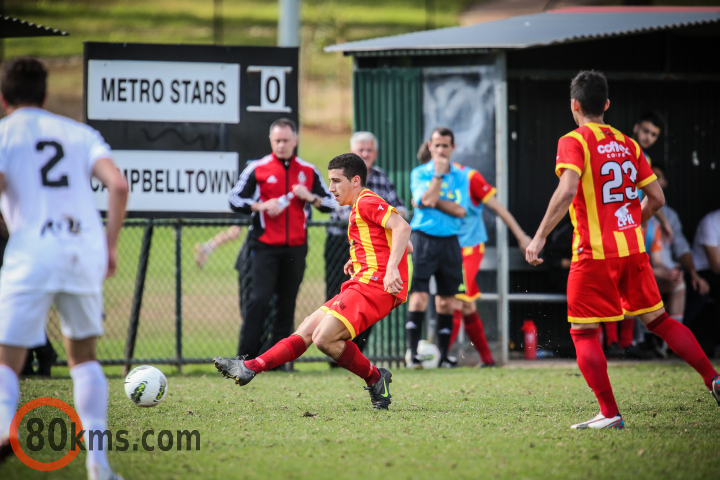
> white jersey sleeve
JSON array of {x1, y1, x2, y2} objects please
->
[{"x1": 87, "y1": 128, "x2": 112, "y2": 174}]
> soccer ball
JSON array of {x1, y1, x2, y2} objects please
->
[
  {"x1": 405, "y1": 340, "x2": 441, "y2": 369},
  {"x1": 124, "y1": 366, "x2": 168, "y2": 407}
]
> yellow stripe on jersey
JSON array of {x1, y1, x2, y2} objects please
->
[
  {"x1": 555, "y1": 163, "x2": 583, "y2": 178},
  {"x1": 380, "y1": 206, "x2": 394, "y2": 228},
  {"x1": 636, "y1": 173, "x2": 657, "y2": 189},
  {"x1": 481, "y1": 187, "x2": 497, "y2": 203},
  {"x1": 567, "y1": 131, "x2": 605, "y2": 259},
  {"x1": 635, "y1": 226, "x2": 646, "y2": 253},
  {"x1": 354, "y1": 202, "x2": 377, "y2": 284},
  {"x1": 608, "y1": 126, "x2": 626, "y2": 143},
  {"x1": 613, "y1": 231, "x2": 630, "y2": 257},
  {"x1": 584, "y1": 123, "x2": 606, "y2": 142},
  {"x1": 348, "y1": 238, "x2": 362, "y2": 280},
  {"x1": 569, "y1": 204, "x2": 581, "y2": 262}
]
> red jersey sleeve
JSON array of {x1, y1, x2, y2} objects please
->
[
  {"x1": 359, "y1": 193, "x2": 398, "y2": 228},
  {"x1": 469, "y1": 170, "x2": 496, "y2": 206},
  {"x1": 555, "y1": 134, "x2": 585, "y2": 178},
  {"x1": 632, "y1": 139, "x2": 657, "y2": 189}
]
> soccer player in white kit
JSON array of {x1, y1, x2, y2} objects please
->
[{"x1": 0, "y1": 58, "x2": 128, "y2": 480}]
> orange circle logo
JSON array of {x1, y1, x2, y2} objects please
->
[{"x1": 9, "y1": 397, "x2": 84, "y2": 472}]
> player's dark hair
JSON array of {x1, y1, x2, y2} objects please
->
[
  {"x1": 1, "y1": 57, "x2": 47, "y2": 107},
  {"x1": 328, "y1": 153, "x2": 367, "y2": 186},
  {"x1": 269, "y1": 117, "x2": 297, "y2": 135},
  {"x1": 431, "y1": 127, "x2": 454, "y2": 145},
  {"x1": 417, "y1": 141, "x2": 431, "y2": 164},
  {"x1": 570, "y1": 70, "x2": 608, "y2": 117},
  {"x1": 637, "y1": 110, "x2": 665, "y2": 131}
]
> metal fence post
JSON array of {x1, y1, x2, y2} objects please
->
[
  {"x1": 123, "y1": 220, "x2": 154, "y2": 376},
  {"x1": 495, "y1": 51, "x2": 510, "y2": 365},
  {"x1": 175, "y1": 220, "x2": 183, "y2": 372}
]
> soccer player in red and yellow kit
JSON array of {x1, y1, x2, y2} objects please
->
[
  {"x1": 448, "y1": 164, "x2": 531, "y2": 367},
  {"x1": 526, "y1": 70, "x2": 719, "y2": 429},
  {"x1": 213, "y1": 153, "x2": 412, "y2": 410}
]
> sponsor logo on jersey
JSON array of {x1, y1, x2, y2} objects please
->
[
  {"x1": 267, "y1": 175, "x2": 278, "y2": 184},
  {"x1": 614, "y1": 202, "x2": 635, "y2": 228},
  {"x1": 378, "y1": 205, "x2": 384, "y2": 211},
  {"x1": 298, "y1": 171, "x2": 306, "y2": 184},
  {"x1": 598, "y1": 142, "x2": 631, "y2": 156}
]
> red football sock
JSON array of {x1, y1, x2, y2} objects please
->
[
  {"x1": 335, "y1": 340, "x2": 380, "y2": 386},
  {"x1": 245, "y1": 334, "x2": 307, "y2": 373},
  {"x1": 647, "y1": 312, "x2": 718, "y2": 389},
  {"x1": 604, "y1": 322, "x2": 619, "y2": 346},
  {"x1": 449, "y1": 310, "x2": 462, "y2": 349},
  {"x1": 619, "y1": 318, "x2": 635, "y2": 349},
  {"x1": 571, "y1": 328, "x2": 619, "y2": 418},
  {"x1": 464, "y1": 312, "x2": 494, "y2": 365}
]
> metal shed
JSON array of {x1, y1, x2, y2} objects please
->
[{"x1": 327, "y1": 6, "x2": 720, "y2": 363}]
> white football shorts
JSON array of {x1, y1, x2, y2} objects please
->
[{"x1": 0, "y1": 290, "x2": 104, "y2": 348}]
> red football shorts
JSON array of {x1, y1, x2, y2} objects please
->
[
  {"x1": 456, "y1": 243, "x2": 485, "y2": 302},
  {"x1": 566, "y1": 253, "x2": 663, "y2": 323},
  {"x1": 321, "y1": 280, "x2": 401, "y2": 339}
]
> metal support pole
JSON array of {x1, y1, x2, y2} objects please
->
[
  {"x1": 123, "y1": 222, "x2": 154, "y2": 376},
  {"x1": 494, "y1": 52, "x2": 510, "y2": 365},
  {"x1": 278, "y1": 0, "x2": 300, "y2": 47},
  {"x1": 175, "y1": 222, "x2": 183, "y2": 372}
]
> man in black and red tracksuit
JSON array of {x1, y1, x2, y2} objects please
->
[{"x1": 229, "y1": 118, "x2": 336, "y2": 360}]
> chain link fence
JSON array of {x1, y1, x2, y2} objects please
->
[{"x1": 42, "y1": 219, "x2": 408, "y2": 370}]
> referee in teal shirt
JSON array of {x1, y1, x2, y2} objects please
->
[{"x1": 406, "y1": 127, "x2": 469, "y2": 368}]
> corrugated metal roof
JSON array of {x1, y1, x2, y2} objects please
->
[
  {"x1": 1, "y1": 16, "x2": 68, "y2": 38},
  {"x1": 325, "y1": 7, "x2": 720, "y2": 55}
]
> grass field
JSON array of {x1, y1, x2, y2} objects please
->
[{"x1": 3, "y1": 361, "x2": 719, "y2": 479}]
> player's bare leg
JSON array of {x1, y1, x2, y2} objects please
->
[
  {"x1": 65, "y1": 336, "x2": 122, "y2": 480},
  {"x1": 0, "y1": 345, "x2": 28, "y2": 463},
  {"x1": 313, "y1": 315, "x2": 392, "y2": 410},
  {"x1": 213, "y1": 309, "x2": 323, "y2": 385},
  {"x1": 639, "y1": 307, "x2": 719, "y2": 405},
  {"x1": 569, "y1": 322, "x2": 624, "y2": 429}
]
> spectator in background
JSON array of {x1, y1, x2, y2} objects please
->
[
  {"x1": 632, "y1": 110, "x2": 674, "y2": 239},
  {"x1": 652, "y1": 164, "x2": 709, "y2": 320},
  {"x1": 324, "y1": 132, "x2": 406, "y2": 355},
  {"x1": 229, "y1": 118, "x2": 336, "y2": 362},
  {"x1": 686, "y1": 209, "x2": 720, "y2": 356},
  {"x1": 406, "y1": 127, "x2": 468, "y2": 368}
]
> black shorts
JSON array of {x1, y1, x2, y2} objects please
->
[{"x1": 410, "y1": 231, "x2": 463, "y2": 297}]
